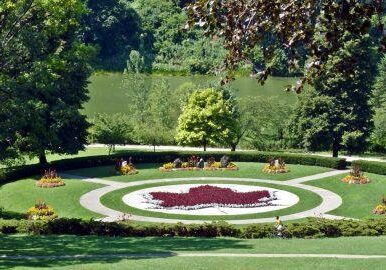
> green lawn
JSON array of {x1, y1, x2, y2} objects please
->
[
  {"x1": 100, "y1": 180, "x2": 321, "y2": 220},
  {"x1": 0, "y1": 178, "x2": 104, "y2": 219},
  {"x1": 1, "y1": 235, "x2": 385, "y2": 270},
  {"x1": 307, "y1": 173, "x2": 386, "y2": 219},
  {"x1": 65, "y1": 162, "x2": 331, "y2": 182}
]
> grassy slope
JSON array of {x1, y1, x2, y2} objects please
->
[
  {"x1": 0, "y1": 178, "x2": 104, "y2": 219},
  {"x1": 1, "y1": 235, "x2": 385, "y2": 270},
  {"x1": 307, "y1": 173, "x2": 386, "y2": 219},
  {"x1": 100, "y1": 180, "x2": 321, "y2": 220},
  {"x1": 66, "y1": 162, "x2": 331, "y2": 182}
]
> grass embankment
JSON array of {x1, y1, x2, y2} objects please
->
[
  {"x1": 308, "y1": 173, "x2": 386, "y2": 219},
  {"x1": 0, "y1": 178, "x2": 104, "y2": 219},
  {"x1": 66, "y1": 162, "x2": 331, "y2": 183},
  {"x1": 1, "y1": 235, "x2": 385, "y2": 270}
]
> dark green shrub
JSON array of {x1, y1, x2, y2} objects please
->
[
  {"x1": 1, "y1": 218, "x2": 385, "y2": 238},
  {"x1": 351, "y1": 160, "x2": 386, "y2": 175}
]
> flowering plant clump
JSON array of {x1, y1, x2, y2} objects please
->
[
  {"x1": 36, "y1": 169, "x2": 65, "y2": 188},
  {"x1": 160, "y1": 156, "x2": 239, "y2": 171},
  {"x1": 373, "y1": 196, "x2": 386, "y2": 215},
  {"x1": 116, "y1": 157, "x2": 138, "y2": 175},
  {"x1": 341, "y1": 165, "x2": 370, "y2": 184},
  {"x1": 144, "y1": 185, "x2": 277, "y2": 210},
  {"x1": 262, "y1": 158, "x2": 289, "y2": 174},
  {"x1": 27, "y1": 200, "x2": 58, "y2": 220}
]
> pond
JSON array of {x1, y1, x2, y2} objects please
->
[{"x1": 84, "y1": 73, "x2": 299, "y2": 118}]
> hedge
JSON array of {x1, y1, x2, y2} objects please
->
[
  {"x1": 0, "y1": 151, "x2": 347, "y2": 185},
  {"x1": 0, "y1": 218, "x2": 385, "y2": 238},
  {"x1": 351, "y1": 160, "x2": 386, "y2": 176}
]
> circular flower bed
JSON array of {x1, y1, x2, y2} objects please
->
[
  {"x1": 373, "y1": 204, "x2": 386, "y2": 215},
  {"x1": 143, "y1": 184, "x2": 277, "y2": 210},
  {"x1": 27, "y1": 200, "x2": 58, "y2": 220},
  {"x1": 262, "y1": 158, "x2": 289, "y2": 174},
  {"x1": 119, "y1": 164, "x2": 138, "y2": 175},
  {"x1": 115, "y1": 158, "x2": 138, "y2": 175},
  {"x1": 373, "y1": 196, "x2": 386, "y2": 215},
  {"x1": 341, "y1": 165, "x2": 370, "y2": 184},
  {"x1": 36, "y1": 169, "x2": 65, "y2": 188}
]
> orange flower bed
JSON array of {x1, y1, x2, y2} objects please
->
[{"x1": 36, "y1": 169, "x2": 65, "y2": 188}]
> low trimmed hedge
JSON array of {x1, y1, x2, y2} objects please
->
[
  {"x1": 0, "y1": 151, "x2": 347, "y2": 185},
  {"x1": 0, "y1": 218, "x2": 385, "y2": 238},
  {"x1": 351, "y1": 160, "x2": 386, "y2": 176}
]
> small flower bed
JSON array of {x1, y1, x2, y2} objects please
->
[
  {"x1": 116, "y1": 157, "x2": 138, "y2": 175},
  {"x1": 36, "y1": 169, "x2": 65, "y2": 188},
  {"x1": 341, "y1": 165, "x2": 370, "y2": 184},
  {"x1": 27, "y1": 200, "x2": 58, "y2": 220},
  {"x1": 144, "y1": 185, "x2": 276, "y2": 210},
  {"x1": 262, "y1": 158, "x2": 289, "y2": 174},
  {"x1": 159, "y1": 156, "x2": 239, "y2": 172},
  {"x1": 373, "y1": 196, "x2": 386, "y2": 215}
]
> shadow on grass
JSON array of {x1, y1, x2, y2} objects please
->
[
  {"x1": 0, "y1": 234, "x2": 252, "y2": 269},
  {"x1": 65, "y1": 164, "x2": 160, "y2": 179}
]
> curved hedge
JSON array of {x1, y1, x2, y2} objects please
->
[
  {"x1": 351, "y1": 160, "x2": 386, "y2": 175},
  {"x1": 0, "y1": 150, "x2": 347, "y2": 185}
]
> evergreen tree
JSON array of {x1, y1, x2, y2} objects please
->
[{"x1": 287, "y1": 35, "x2": 378, "y2": 157}]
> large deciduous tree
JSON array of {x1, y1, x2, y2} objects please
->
[
  {"x1": 175, "y1": 88, "x2": 237, "y2": 151},
  {"x1": 187, "y1": 0, "x2": 385, "y2": 89},
  {"x1": 0, "y1": 0, "x2": 95, "y2": 165}
]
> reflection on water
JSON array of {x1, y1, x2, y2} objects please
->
[{"x1": 84, "y1": 73, "x2": 298, "y2": 117}]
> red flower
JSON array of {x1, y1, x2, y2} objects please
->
[{"x1": 148, "y1": 185, "x2": 274, "y2": 209}]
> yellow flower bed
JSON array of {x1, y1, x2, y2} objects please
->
[
  {"x1": 373, "y1": 204, "x2": 386, "y2": 215},
  {"x1": 341, "y1": 175, "x2": 370, "y2": 184},
  {"x1": 262, "y1": 164, "x2": 289, "y2": 174},
  {"x1": 36, "y1": 177, "x2": 65, "y2": 188},
  {"x1": 119, "y1": 164, "x2": 138, "y2": 175},
  {"x1": 27, "y1": 203, "x2": 58, "y2": 220}
]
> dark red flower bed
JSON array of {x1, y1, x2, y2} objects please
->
[{"x1": 147, "y1": 185, "x2": 275, "y2": 209}]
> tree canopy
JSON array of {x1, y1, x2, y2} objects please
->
[
  {"x1": 175, "y1": 88, "x2": 237, "y2": 151},
  {"x1": 187, "y1": 0, "x2": 385, "y2": 90},
  {"x1": 0, "y1": 0, "x2": 95, "y2": 165}
]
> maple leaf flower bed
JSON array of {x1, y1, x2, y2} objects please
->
[{"x1": 143, "y1": 185, "x2": 277, "y2": 210}]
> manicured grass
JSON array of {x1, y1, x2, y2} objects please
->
[
  {"x1": 100, "y1": 180, "x2": 322, "y2": 220},
  {"x1": 2, "y1": 257, "x2": 385, "y2": 270},
  {"x1": 66, "y1": 162, "x2": 331, "y2": 182},
  {"x1": 0, "y1": 178, "x2": 104, "y2": 219},
  {"x1": 1, "y1": 235, "x2": 385, "y2": 270},
  {"x1": 307, "y1": 173, "x2": 386, "y2": 219}
]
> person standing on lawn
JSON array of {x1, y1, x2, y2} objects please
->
[{"x1": 275, "y1": 216, "x2": 284, "y2": 238}]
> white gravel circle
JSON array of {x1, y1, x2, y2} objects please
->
[{"x1": 122, "y1": 184, "x2": 299, "y2": 216}]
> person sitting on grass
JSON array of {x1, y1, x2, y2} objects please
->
[{"x1": 275, "y1": 216, "x2": 284, "y2": 238}]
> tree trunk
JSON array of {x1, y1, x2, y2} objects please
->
[
  {"x1": 153, "y1": 139, "x2": 156, "y2": 152},
  {"x1": 39, "y1": 152, "x2": 48, "y2": 166},
  {"x1": 332, "y1": 137, "x2": 340, "y2": 158},
  {"x1": 230, "y1": 143, "x2": 236, "y2": 152},
  {"x1": 203, "y1": 143, "x2": 207, "y2": 151}
]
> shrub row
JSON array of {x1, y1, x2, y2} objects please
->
[
  {"x1": 0, "y1": 151, "x2": 347, "y2": 185},
  {"x1": 351, "y1": 160, "x2": 386, "y2": 176},
  {"x1": 1, "y1": 218, "x2": 385, "y2": 238}
]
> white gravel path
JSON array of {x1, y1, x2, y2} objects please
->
[
  {"x1": 68, "y1": 169, "x2": 351, "y2": 224},
  {"x1": 2, "y1": 253, "x2": 386, "y2": 260}
]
